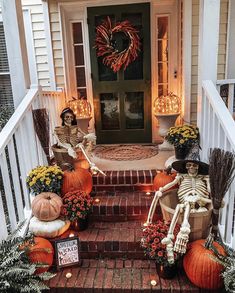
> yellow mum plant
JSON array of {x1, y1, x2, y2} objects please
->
[
  {"x1": 26, "y1": 165, "x2": 63, "y2": 195},
  {"x1": 165, "y1": 124, "x2": 200, "y2": 149}
]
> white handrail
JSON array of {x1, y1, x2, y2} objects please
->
[
  {"x1": 216, "y1": 79, "x2": 235, "y2": 116},
  {"x1": 0, "y1": 86, "x2": 65, "y2": 241},
  {"x1": 199, "y1": 80, "x2": 235, "y2": 248}
]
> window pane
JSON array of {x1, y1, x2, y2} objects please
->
[
  {"x1": 77, "y1": 88, "x2": 87, "y2": 99},
  {"x1": 125, "y1": 92, "x2": 144, "y2": 129},
  {"x1": 76, "y1": 67, "x2": 86, "y2": 87},
  {"x1": 158, "y1": 17, "x2": 168, "y2": 39},
  {"x1": 73, "y1": 23, "x2": 83, "y2": 43},
  {"x1": 158, "y1": 63, "x2": 168, "y2": 84},
  {"x1": 98, "y1": 58, "x2": 117, "y2": 81},
  {"x1": 74, "y1": 45, "x2": 84, "y2": 66},
  {"x1": 100, "y1": 93, "x2": 120, "y2": 130},
  {"x1": 158, "y1": 40, "x2": 168, "y2": 62}
]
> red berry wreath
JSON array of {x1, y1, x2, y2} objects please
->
[{"x1": 95, "y1": 16, "x2": 141, "y2": 72}]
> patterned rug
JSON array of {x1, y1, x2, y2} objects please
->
[{"x1": 93, "y1": 145, "x2": 159, "y2": 161}]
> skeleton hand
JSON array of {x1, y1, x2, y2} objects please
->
[
  {"x1": 67, "y1": 146, "x2": 77, "y2": 158},
  {"x1": 83, "y1": 133, "x2": 96, "y2": 144},
  {"x1": 90, "y1": 163, "x2": 106, "y2": 176},
  {"x1": 174, "y1": 226, "x2": 190, "y2": 254}
]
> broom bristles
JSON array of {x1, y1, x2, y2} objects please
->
[{"x1": 209, "y1": 148, "x2": 235, "y2": 208}]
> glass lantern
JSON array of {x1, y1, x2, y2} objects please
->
[
  {"x1": 153, "y1": 92, "x2": 181, "y2": 115},
  {"x1": 67, "y1": 97, "x2": 92, "y2": 118}
]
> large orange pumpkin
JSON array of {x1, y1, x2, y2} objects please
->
[
  {"x1": 32, "y1": 192, "x2": 62, "y2": 221},
  {"x1": 28, "y1": 237, "x2": 54, "y2": 274},
  {"x1": 183, "y1": 239, "x2": 226, "y2": 290},
  {"x1": 153, "y1": 170, "x2": 177, "y2": 191},
  {"x1": 62, "y1": 167, "x2": 92, "y2": 195}
]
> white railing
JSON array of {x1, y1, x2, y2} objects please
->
[
  {"x1": 216, "y1": 79, "x2": 235, "y2": 116},
  {"x1": 198, "y1": 80, "x2": 235, "y2": 248},
  {"x1": 0, "y1": 86, "x2": 65, "y2": 241}
]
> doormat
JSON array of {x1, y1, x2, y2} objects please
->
[{"x1": 93, "y1": 145, "x2": 158, "y2": 161}]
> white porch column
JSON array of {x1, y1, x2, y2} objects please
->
[
  {"x1": 226, "y1": 0, "x2": 235, "y2": 78},
  {"x1": 0, "y1": 0, "x2": 30, "y2": 108},
  {"x1": 197, "y1": 0, "x2": 220, "y2": 127}
]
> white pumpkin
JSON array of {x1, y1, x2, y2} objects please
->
[{"x1": 29, "y1": 217, "x2": 70, "y2": 238}]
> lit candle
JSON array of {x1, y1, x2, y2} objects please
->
[
  {"x1": 69, "y1": 233, "x2": 75, "y2": 238},
  {"x1": 95, "y1": 198, "x2": 100, "y2": 203},
  {"x1": 146, "y1": 192, "x2": 151, "y2": 195},
  {"x1": 151, "y1": 280, "x2": 157, "y2": 286},
  {"x1": 66, "y1": 272, "x2": 72, "y2": 279}
]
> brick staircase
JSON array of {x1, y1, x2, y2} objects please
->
[{"x1": 48, "y1": 170, "x2": 221, "y2": 292}]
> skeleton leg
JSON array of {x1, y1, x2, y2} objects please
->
[
  {"x1": 146, "y1": 191, "x2": 162, "y2": 224},
  {"x1": 174, "y1": 202, "x2": 191, "y2": 254},
  {"x1": 161, "y1": 203, "x2": 184, "y2": 264}
]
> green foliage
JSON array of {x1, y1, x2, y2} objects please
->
[
  {"x1": 0, "y1": 222, "x2": 55, "y2": 293},
  {"x1": 210, "y1": 242, "x2": 235, "y2": 292},
  {"x1": 0, "y1": 106, "x2": 13, "y2": 131}
]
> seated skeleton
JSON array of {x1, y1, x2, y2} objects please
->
[
  {"x1": 54, "y1": 107, "x2": 105, "y2": 175},
  {"x1": 147, "y1": 159, "x2": 211, "y2": 264}
]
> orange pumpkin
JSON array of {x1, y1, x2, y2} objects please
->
[
  {"x1": 32, "y1": 192, "x2": 62, "y2": 221},
  {"x1": 183, "y1": 239, "x2": 226, "y2": 290},
  {"x1": 28, "y1": 237, "x2": 54, "y2": 274},
  {"x1": 153, "y1": 170, "x2": 177, "y2": 191},
  {"x1": 62, "y1": 167, "x2": 92, "y2": 195}
]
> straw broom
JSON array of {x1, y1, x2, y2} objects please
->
[
  {"x1": 205, "y1": 148, "x2": 235, "y2": 247},
  {"x1": 32, "y1": 109, "x2": 50, "y2": 164}
]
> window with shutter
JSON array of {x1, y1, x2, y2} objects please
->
[{"x1": 0, "y1": 22, "x2": 14, "y2": 108}]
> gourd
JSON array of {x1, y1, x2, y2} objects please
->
[
  {"x1": 29, "y1": 217, "x2": 70, "y2": 238},
  {"x1": 153, "y1": 170, "x2": 177, "y2": 191},
  {"x1": 62, "y1": 166, "x2": 93, "y2": 195},
  {"x1": 183, "y1": 239, "x2": 226, "y2": 290},
  {"x1": 28, "y1": 237, "x2": 54, "y2": 274},
  {"x1": 31, "y1": 192, "x2": 62, "y2": 221}
]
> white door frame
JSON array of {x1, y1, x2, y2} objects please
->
[{"x1": 58, "y1": 0, "x2": 181, "y2": 140}]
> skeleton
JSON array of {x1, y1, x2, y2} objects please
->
[
  {"x1": 146, "y1": 161, "x2": 211, "y2": 264},
  {"x1": 54, "y1": 108, "x2": 105, "y2": 176}
]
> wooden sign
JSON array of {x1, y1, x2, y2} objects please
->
[{"x1": 54, "y1": 236, "x2": 80, "y2": 270}]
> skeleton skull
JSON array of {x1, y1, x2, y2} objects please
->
[
  {"x1": 186, "y1": 162, "x2": 199, "y2": 176},
  {"x1": 64, "y1": 113, "x2": 74, "y2": 126}
]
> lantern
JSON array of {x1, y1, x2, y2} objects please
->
[
  {"x1": 67, "y1": 97, "x2": 92, "y2": 118},
  {"x1": 154, "y1": 92, "x2": 181, "y2": 115}
]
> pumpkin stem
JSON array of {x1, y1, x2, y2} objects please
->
[{"x1": 165, "y1": 167, "x2": 172, "y2": 175}]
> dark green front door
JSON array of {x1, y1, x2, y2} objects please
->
[{"x1": 88, "y1": 3, "x2": 151, "y2": 144}]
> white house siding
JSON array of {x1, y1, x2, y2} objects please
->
[
  {"x1": 190, "y1": 0, "x2": 229, "y2": 124},
  {"x1": 22, "y1": 0, "x2": 51, "y2": 89},
  {"x1": 48, "y1": 0, "x2": 65, "y2": 88}
]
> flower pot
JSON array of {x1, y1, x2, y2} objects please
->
[
  {"x1": 156, "y1": 262, "x2": 177, "y2": 279},
  {"x1": 71, "y1": 217, "x2": 89, "y2": 232},
  {"x1": 174, "y1": 146, "x2": 191, "y2": 160}
]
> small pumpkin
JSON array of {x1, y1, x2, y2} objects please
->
[
  {"x1": 29, "y1": 217, "x2": 70, "y2": 238},
  {"x1": 32, "y1": 192, "x2": 62, "y2": 221},
  {"x1": 62, "y1": 166, "x2": 92, "y2": 195},
  {"x1": 28, "y1": 237, "x2": 54, "y2": 274},
  {"x1": 183, "y1": 239, "x2": 226, "y2": 290},
  {"x1": 153, "y1": 170, "x2": 177, "y2": 191}
]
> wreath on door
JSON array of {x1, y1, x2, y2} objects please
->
[{"x1": 95, "y1": 16, "x2": 141, "y2": 72}]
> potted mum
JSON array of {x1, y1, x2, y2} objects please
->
[
  {"x1": 61, "y1": 189, "x2": 93, "y2": 231},
  {"x1": 141, "y1": 220, "x2": 180, "y2": 279},
  {"x1": 165, "y1": 124, "x2": 200, "y2": 159},
  {"x1": 26, "y1": 165, "x2": 63, "y2": 195}
]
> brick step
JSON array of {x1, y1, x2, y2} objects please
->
[
  {"x1": 78, "y1": 221, "x2": 145, "y2": 259},
  {"x1": 90, "y1": 191, "x2": 161, "y2": 221},
  {"x1": 48, "y1": 258, "x2": 217, "y2": 293},
  {"x1": 92, "y1": 169, "x2": 157, "y2": 192}
]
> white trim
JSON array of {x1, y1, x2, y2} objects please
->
[
  {"x1": 42, "y1": 0, "x2": 56, "y2": 90},
  {"x1": 182, "y1": 0, "x2": 192, "y2": 123},
  {"x1": 226, "y1": 0, "x2": 235, "y2": 79},
  {"x1": 197, "y1": 0, "x2": 220, "y2": 129},
  {"x1": 23, "y1": 8, "x2": 38, "y2": 85}
]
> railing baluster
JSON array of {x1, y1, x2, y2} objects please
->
[
  {"x1": 0, "y1": 152, "x2": 17, "y2": 231},
  {"x1": 228, "y1": 84, "x2": 234, "y2": 115},
  {"x1": 224, "y1": 186, "x2": 235, "y2": 244},
  {"x1": 0, "y1": 190, "x2": 8, "y2": 241},
  {"x1": 7, "y1": 139, "x2": 24, "y2": 221}
]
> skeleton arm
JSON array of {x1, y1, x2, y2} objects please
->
[
  {"x1": 204, "y1": 175, "x2": 211, "y2": 194},
  {"x1": 146, "y1": 175, "x2": 182, "y2": 224}
]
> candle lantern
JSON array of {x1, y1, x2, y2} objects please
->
[
  {"x1": 153, "y1": 92, "x2": 181, "y2": 150},
  {"x1": 67, "y1": 97, "x2": 92, "y2": 133}
]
